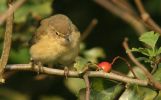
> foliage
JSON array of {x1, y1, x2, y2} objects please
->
[
  {"x1": 119, "y1": 85, "x2": 157, "y2": 100},
  {"x1": 14, "y1": 0, "x2": 53, "y2": 23},
  {"x1": 131, "y1": 31, "x2": 161, "y2": 65},
  {"x1": 85, "y1": 31, "x2": 161, "y2": 100}
]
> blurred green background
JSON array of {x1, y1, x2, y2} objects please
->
[{"x1": 0, "y1": 0, "x2": 161, "y2": 100}]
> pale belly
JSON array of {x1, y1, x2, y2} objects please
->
[{"x1": 30, "y1": 38, "x2": 79, "y2": 65}]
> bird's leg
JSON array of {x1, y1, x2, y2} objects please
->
[
  {"x1": 37, "y1": 61, "x2": 43, "y2": 74},
  {"x1": 64, "y1": 66, "x2": 69, "y2": 79},
  {"x1": 34, "y1": 64, "x2": 51, "y2": 80},
  {"x1": 29, "y1": 58, "x2": 34, "y2": 68},
  {"x1": 29, "y1": 58, "x2": 43, "y2": 74},
  {"x1": 48, "y1": 63, "x2": 53, "y2": 68}
]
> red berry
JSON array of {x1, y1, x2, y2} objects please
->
[{"x1": 98, "y1": 62, "x2": 112, "y2": 72}]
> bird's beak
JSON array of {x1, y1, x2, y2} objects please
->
[{"x1": 65, "y1": 35, "x2": 71, "y2": 43}]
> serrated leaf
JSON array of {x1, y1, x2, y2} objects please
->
[
  {"x1": 139, "y1": 31, "x2": 159, "y2": 48},
  {"x1": 131, "y1": 48, "x2": 150, "y2": 56}
]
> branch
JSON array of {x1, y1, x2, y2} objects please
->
[
  {"x1": 0, "y1": 0, "x2": 26, "y2": 25},
  {"x1": 111, "y1": 0, "x2": 136, "y2": 16},
  {"x1": 0, "y1": 1, "x2": 13, "y2": 83},
  {"x1": 5, "y1": 64, "x2": 148, "y2": 86},
  {"x1": 81, "y1": 18, "x2": 98, "y2": 41},
  {"x1": 123, "y1": 38, "x2": 161, "y2": 90},
  {"x1": 111, "y1": 56, "x2": 138, "y2": 79},
  {"x1": 134, "y1": 0, "x2": 161, "y2": 34},
  {"x1": 83, "y1": 74, "x2": 90, "y2": 100},
  {"x1": 94, "y1": 0, "x2": 146, "y2": 35}
]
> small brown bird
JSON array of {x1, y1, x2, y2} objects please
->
[{"x1": 29, "y1": 14, "x2": 80, "y2": 71}]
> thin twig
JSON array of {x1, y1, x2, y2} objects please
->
[
  {"x1": 83, "y1": 74, "x2": 90, "y2": 100},
  {"x1": 134, "y1": 0, "x2": 161, "y2": 34},
  {"x1": 94, "y1": 0, "x2": 146, "y2": 35},
  {"x1": 123, "y1": 38, "x2": 161, "y2": 90},
  {"x1": 111, "y1": 0, "x2": 136, "y2": 16},
  {"x1": 5, "y1": 64, "x2": 148, "y2": 86},
  {"x1": 0, "y1": 1, "x2": 13, "y2": 83},
  {"x1": 0, "y1": 0, "x2": 26, "y2": 25},
  {"x1": 81, "y1": 18, "x2": 98, "y2": 41},
  {"x1": 111, "y1": 56, "x2": 138, "y2": 79}
]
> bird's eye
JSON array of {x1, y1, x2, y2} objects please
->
[{"x1": 55, "y1": 32, "x2": 59, "y2": 35}]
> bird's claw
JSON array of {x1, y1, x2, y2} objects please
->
[
  {"x1": 30, "y1": 58, "x2": 43, "y2": 74},
  {"x1": 64, "y1": 67, "x2": 69, "y2": 79}
]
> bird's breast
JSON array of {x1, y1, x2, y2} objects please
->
[
  {"x1": 30, "y1": 37, "x2": 68, "y2": 64},
  {"x1": 29, "y1": 35, "x2": 79, "y2": 66}
]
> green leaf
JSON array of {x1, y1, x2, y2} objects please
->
[
  {"x1": 157, "y1": 47, "x2": 161, "y2": 55},
  {"x1": 136, "y1": 57, "x2": 150, "y2": 63},
  {"x1": 89, "y1": 84, "x2": 124, "y2": 100},
  {"x1": 125, "y1": 68, "x2": 157, "y2": 99},
  {"x1": 139, "y1": 31, "x2": 159, "y2": 48},
  {"x1": 119, "y1": 85, "x2": 157, "y2": 100},
  {"x1": 127, "y1": 67, "x2": 147, "y2": 80},
  {"x1": 152, "y1": 63, "x2": 161, "y2": 82},
  {"x1": 0, "y1": 0, "x2": 7, "y2": 13},
  {"x1": 131, "y1": 48, "x2": 150, "y2": 56},
  {"x1": 155, "y1": 91, "x2": 161, "y2": 100},
  {"x1": 14, "y1": 0, "x2": 53, "y2": 23},
  {"x1": 131, "y1": 47, "x2": 157, "y2": 57},
  {"x1": 64, "y1": 78, "x2": 85, "y2": 95},
  {"x1": 83, "y1": 47, "x2": 106, "y2": 63},
  {"x1": 91, "y1": 78, "x2": 104, "y2": 91},
  {"x1": 74, "y1": 57, "x2": 90, "y2": 72}
]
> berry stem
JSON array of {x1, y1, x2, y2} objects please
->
[{"x1": 111, "y1": 56, "x2": 138, "y2": 79}]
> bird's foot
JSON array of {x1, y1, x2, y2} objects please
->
[
  {"x1": 29, "y1": 58, "x2": 34, "y2": 68},
  {"x1": 37, "y1": 61, "x2": 43, "y2": 74},
  {"x1": 64, "y1": 67, "x2": 69, "y2": 79},
  {"x1": 29, "y1": 58, "x2": 43, "y2": 74}
]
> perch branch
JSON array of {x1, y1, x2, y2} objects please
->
[
  {"x1": 134, "y1": 0, "x2": 161, "y2": 34},
  {"x1": 81, "y1": 18, "x2": 98, "y2": 41},
  {"x1": 0, "y1": 1, "x2": 13, "y2": 83},
  {"x1": 123, "y1": 38, "x2": 161, "y2": 90},
  {"x1": 5, "y1": 64, "x2": 148, "y2": 86}
]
